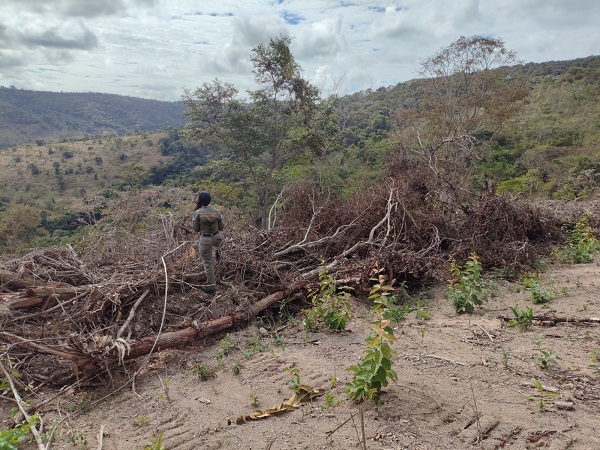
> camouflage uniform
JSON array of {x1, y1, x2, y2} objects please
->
[{"x1": 192, "y1": 204, "x2": 224, "y2": 292}]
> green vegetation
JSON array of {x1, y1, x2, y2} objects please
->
[
  {"x1": 345, "y1": 274, "x2": 399, "y2": 402},
  {"x1": 555, "y1": 214, "x2": 600, "y2": 263},
  {"x1": 532, "y1": 335, "x2": 557, "y2": 370},
  {"x1": 1, "y1": 51, "x2": 600, "y2": 255},
  {"x1": 191, "y1": 362, "x2": 217, "y2": 381},
  {"x1": 304, "y1": 267, "x2": 352, "y2": 331},
  {"x1": 181, "y1": 36, "x2": 338, "y2": 225},
  {"x1": 526, "y1": 378, "x2": 559, "y2": 412},
  {"x1": 284, "y1": 366, "x2": 302, "y2": 393},
  {"x1": 215, "y1": 333, "x2": 235, "y2": 361},
  {"x1": 523, "y1": 275, "x2": 557, "y2": 304},
  {"x1": 508, "y1": 305, "x2": 534, "y2": 329},
  {"x1": 144, "y1": 431, "x2": 165, "y2": 450},
  {"x1": 0, "y1": 419, "x2": 33, "y2": 450},
  {"x1": 447, "y1": 254, "x2": 491, "y2": 314},
  {"x1": 134, "y1": 416, "x2": 151, "y2": 427},
  {"x1": 0, "y1": 86, "x2": 185, "y2": 148}
]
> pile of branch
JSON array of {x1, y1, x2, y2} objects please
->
[{"x1": 0, "y1": 180, "x2": 566, "y2": 387}]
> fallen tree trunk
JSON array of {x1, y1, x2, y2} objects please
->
[
  {"x1": 3, "y1": 277, "x2": 311, "y2": 383},
  {"x1": 121, "y1": 278, "x2": 306, "y2": 361},
  {"x1": 124, "y1": 315, "x2": 237, "y2": 360}
]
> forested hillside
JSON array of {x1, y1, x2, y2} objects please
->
[
  {"x1": 0, "y1": 87, "x2": 186, "y2": 148},
  {"x1": 0, "y1": 51, "x2": 599, "y2": 254}
]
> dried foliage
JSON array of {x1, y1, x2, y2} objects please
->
[{"x1": 0, "y1": 179, "x2": 570, "y2": 387}]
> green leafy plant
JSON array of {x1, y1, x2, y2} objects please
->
[
  {"x1": 415, "y1": 308, "x2": 431, "y2": 320},
  {"x1": 555, "y1": 214, "x2": 600, "y2": 263},
  {"x1": 284, "y1": 366, "x2": 302, "y2": 393},
  {"x1": 67, "y1": 425, "x2": 89, "y2": 449},
  {"x1": 215, "y1": 333, "x2": 235, "y2": 361},
  {"x1": 231, "y1": 363, "x2": 241, "y2": 375},
  {"x1": 523, "y1": 275, "x2": 556, "y2": 304},
  {"x1": 532, "y1": 335, "x2": 557, "y2": 370},
  {"x1": 144, "y1": 431, "x2": 165, "y2": 450},
  {"x1": 0, "y1": 420, "x2": 33, "y2": 450},
  {"x1": 242, "y1": 339, "x2": 269, "y2": 358},
  {"x1": 249, "y1": 388, "x2": 260, "y2": 407},
  {"x1": 526, "y1": 378, "x2": 558, "y2": 412},
  {"x1": 191, "y1": 362, "x2": 217, "y2": 381},
  {"x1": 322, "y1": 392, "x2": 335, "y2": 410},
  {"x1": 447, "y1": 254, "x2": 490, "y2": 314},
  {"x1": 508, "y1": 305, "x2": 533, "y2": 329},
  {"x1": 304, "y1": 267, "x2": 352, "y2": 331},
  {"x1": 345, "y1": 272, "x2": 398, "y2": 403}
]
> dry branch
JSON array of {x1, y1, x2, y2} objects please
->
[{"x1": 498, "y1": 315, "x2": 600, "y2": 325}]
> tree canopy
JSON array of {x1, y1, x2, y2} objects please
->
[{"x1": 181, "y1": 36, "x2": 339, "y2": 226}]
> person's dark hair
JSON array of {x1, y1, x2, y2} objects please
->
[{"x1": 195, "y1": 191, "x2": 211, "y2": 209}]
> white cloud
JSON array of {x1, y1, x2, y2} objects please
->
[{"x1": 0, "y1": 0, "x2": 598, "y2": 101}]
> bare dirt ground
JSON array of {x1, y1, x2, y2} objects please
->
[{"x1": 6, "y1": 259, "x2": 600, "y2": 450}]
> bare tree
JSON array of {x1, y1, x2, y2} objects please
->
[{"x1": 394, "y1": 35, "x2": 530, "y2": 212}]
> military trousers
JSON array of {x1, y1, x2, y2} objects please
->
[{"x1": 198, "y1": 231, "x2": 223, "y2": 286}]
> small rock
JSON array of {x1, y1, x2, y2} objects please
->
[
  {"x1": 555, "y1": 401, "x2": 575, "y2": 410},
  {"x1": 258, "y1": 327, "x2": 269, "y2": 336}
]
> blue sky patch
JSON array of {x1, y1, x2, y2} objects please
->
[{"x1": 282, "y1": 11, "x2": 303, "y2": 25}]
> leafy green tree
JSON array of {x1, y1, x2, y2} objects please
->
[
  {"x1": 395, "y1": 35, "x2": 529, "y2": 212},
  {"x1": 181, "y1": 36, "x2": 337, "y2": 225}
]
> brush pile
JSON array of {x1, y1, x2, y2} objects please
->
[{"x1": 0, "y1": 177, "x2": 575, "y2": 387}]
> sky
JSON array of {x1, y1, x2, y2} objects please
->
[{"x1": 0, "y1": 0, "x2": 599, "y2": 102}]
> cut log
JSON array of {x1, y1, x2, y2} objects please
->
[
  {"x1": 1, "y1": 283, "x2": 78, "y2": 310},
  {"x1": 0, "y1": 269, "x2": 43, "y2": 289},
  {"x1": 124, "y1": 315, "x2": 237, "y2": 360},
  {"x1": 123, "y1": 278, "x2": 306, "y2": 361}
]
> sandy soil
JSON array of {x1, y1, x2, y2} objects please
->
[{"x1": 5, "y1": 260, "x2": 600, "y2": 450}]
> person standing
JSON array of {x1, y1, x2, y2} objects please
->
[{"x1": 192, "y1": 191, "x2": 224, "y2": 295}]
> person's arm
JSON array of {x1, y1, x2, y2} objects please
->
[
  {"x1": 192, "y1": 210, "x2": 200, "y2": 232},
  {"x1": 218, "y1": 212, "x2": 224, "y2": 231}
]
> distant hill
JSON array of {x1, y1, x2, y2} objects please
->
[{"x1": 0, "y1": 87, "x2": 186, "y2": 148}]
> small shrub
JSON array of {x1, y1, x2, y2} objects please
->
[
  {"x1": 555, "y1": 214, "x2": 600, "y2": 263},
  {"x1": 242, "y1": 339, "x2": 269, "y2": 358},
  {"x1": 304, "y1": 267, "x2": 352, "y2": 331},
  {"x1": 345, "y1": 272, "x2": 398, "y2": 403},
  {"x1": 508, "y1": 305, "x2": 533, "y2": 329},
  {"x1": 523, "y1": 275, "x2": 556, "y2": 304},
  {"x1": 191, "y1": 362, "x2": 217, "y2": 381},
  {"x1": 526, "y1": 378, "x2": 558, "y2": 412},
  {"x1": 0, "y1": 420, "x2": 32, "y2": 450},
  {"x1": 134, "y1": 416, "x2": 150, "y2": 427},
  {"x1": 322, "y1": 392, "x2": 335, "y2": 410},
  {"x1": 215, "y1": 333, "x2": 234, "y2": 361},
  {"x1": 447, "y1": 254, "x2": 490, "y2": 314},
  {"x1": 532, "y1": 335, "x2": 557, "y2": 370},
  {"x1": 284, "y1": 366, "x2": 302, "y2": 393},
  {"x1": 144, "y1": 431, "x2": 164, "y2": 450}
]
